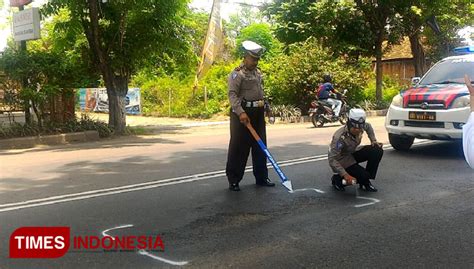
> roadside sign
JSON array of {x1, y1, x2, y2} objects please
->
[
  {"x1": 12, "y1": 8, "x2": 41, "y2": 42},
  {"x1": 10, "y1": 0, "x2": 33, "y2": 7}
]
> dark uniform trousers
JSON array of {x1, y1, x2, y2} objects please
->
[
  {"x1": 226, "y1": 106, "x2": 268, "y2": 184},
  {"x1": 345, "y1": 145, "x2": 383, "y2": 185}
]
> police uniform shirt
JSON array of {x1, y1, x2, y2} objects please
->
[
  {"x1": 228, "y1": 65, "x2": 265, "y2": 115},
  {"x1": 328, "y1": 123, "x2": 377, "y2": 176}
]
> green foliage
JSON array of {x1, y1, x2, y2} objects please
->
[
  {"x1": 43, "y1": 0, "x2": 195, "y2": 79},
  {"x1": 423, "y1": 1, "x2": 474, "y2": 61},
  {"x1": 361, "y1": 75, "x2": 403, "y2": 109},
  {"x1": 263, "y1": 38, "x2": 372, "y2": 111},
  {"x1": 235, "y1": 23, "x2": 280, "y2": 59},
  {"x1": 0, "y1": 114, "x2": 112, "y2": 139},
  {"x1": 226, "y1": 6, "x2": 264, "y2": 40},
  {"x1": 139, "y1": 59, "x2": 239, "y2": 118}
]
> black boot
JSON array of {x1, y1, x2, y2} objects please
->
[
  {"x1": 361, "y1": 183, "x2": 377, "y2": 192},
  {"x1": 331, "y1": 174, "x2": 345, "y2": 191},
  {"x1": 229, "y1": 183, "x2": 240, "y2": 191},
  {"x1": 256, "y1": 178, "x2": 275, "y2": 187}
]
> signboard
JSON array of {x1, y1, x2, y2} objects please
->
[
  {"x1": 10, "y1": 0, "x2": 33, "y2": 7},
  {"x1": 13, "y1": 8, "x2": 41, "y2": 42},
  {"x1": 194, "y1": 0, "x2": 224, "y2": 89},
  {"x1": 77, "y1": 88, "x2": 142, "y2": 115}
]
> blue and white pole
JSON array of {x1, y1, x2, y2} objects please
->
[{"x1": 246, "y1": 123, "x2": 293, "y2": 192}]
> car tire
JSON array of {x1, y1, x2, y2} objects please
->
[{"x1": 389, "y1": 133, "x2": 414, "y2": 151}]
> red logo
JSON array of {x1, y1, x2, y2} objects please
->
[{"x1": 10, "y1": 227, "x2": 70, "y2": 258}]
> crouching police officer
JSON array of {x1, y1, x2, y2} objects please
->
[
  {"x1": 225, "y1": 40, "x2": 275, "y2": 191},
  {"x1": 328, "y1": 108, "x2": 383, "y2": 192}
]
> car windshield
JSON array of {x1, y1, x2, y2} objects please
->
[{"x1": 419, "y1": 57, "x2": 474, "y2": 85}]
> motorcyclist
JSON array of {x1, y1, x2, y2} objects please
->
[
  {"x1": 317, "y1": 74, "x2": 342, "y2": 119},
  {"x1": 328, "y1": 108, "x2": 383, "y2": 192}
]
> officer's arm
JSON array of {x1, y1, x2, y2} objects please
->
[
  {"x1": 328, "y1": 138, "x2": 348, "y2": 176},
  {"x1": 365, "y1": 122, "x2": 377, "y2": 143},
  {"x1": 228, "y1": 71, "x2": 244, "y2": 116}
]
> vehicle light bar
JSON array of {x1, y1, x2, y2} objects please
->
[{"x1": 454, "y1": 46, "x2": 474, "y2": 55}]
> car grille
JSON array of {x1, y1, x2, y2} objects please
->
[
  {"x1": 404, "y1": 121, "x2": 445, "y2": 128},
  {"x1": 406, "y1": 100, "x2": 445, "y2": 109}
]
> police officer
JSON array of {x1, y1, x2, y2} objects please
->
[
  {"x1": 226, "y1": 40, "x2": 275, "y2": 191},
  {"x1": 328, "y1": 108, "x2": 383, "y2": 192}
]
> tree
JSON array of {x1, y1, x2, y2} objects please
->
[
  {"x1": 353, "y1": 0, "x2": 403, "y2": 102},
  {"x1": 423, "y1": 1, "x2": 474, "y2": 61},
  {"x1": 43, "y1": 0, "x2": 191, "y2": 134},
  {"x1": 235, "y1": 23, "x2": 279, "y2": 59},
  {"x1": 264, "y1": 38, "x2": 371, "y2": 110},
  {"x1": 264, "y1": 0, "x2": 403, "y2": 101},
  {"x1": 226, "y1": 6, "x2": 263, "y2": 40},
  {"x1": 394, "y1": 1, "x2": 470, "y2": 77}
]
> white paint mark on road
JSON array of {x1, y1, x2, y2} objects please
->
[
  {"x1": 289, "y1": 188, "x2": 325, "y2": 194},
  {"x1": 102, "y1": 224, "x2": 134, "y2": 238},
  {"x1": 101, "y1": 224, "x2": 189, "y2": 266},
  {"x1": 354, "y1": 196, "x2": 381, "y2": 208},
  {"x1": 138, "y1": 249, "x2": 189, "y2": 266}
]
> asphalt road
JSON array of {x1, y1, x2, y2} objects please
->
[{"x1": 1, "y1": 117, "x2": 473, "y2": 268}]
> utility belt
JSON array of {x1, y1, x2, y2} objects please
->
[{"x1": 242, "y1": 99, "x2": 265, "y2": 108}]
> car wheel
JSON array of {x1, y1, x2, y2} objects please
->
[{"x1": 389, "y1": 133, "x2": 414, "y2": 151}]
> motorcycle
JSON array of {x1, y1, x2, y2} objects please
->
[{"x1": 308, "y1": 89, "x2": 349, "y2": 128}]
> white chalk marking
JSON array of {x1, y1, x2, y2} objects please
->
[
  {"x1": 101, "y1": 224, "x2": 189, "y2": 266},
  {"x1": 354, "y1": 196, "x2": 381, "y2": 208},
  {"x1": 289, "y1": 188, "x2": 325, "y2": 194},
  {"x1": 0, "y1": 141, "x2": 432, "y2": 213},
  {"x1": 138, "y1": 249, "x2": 189, "y2": 266},
  {"x1": 101, "y1": 224, "x2": 134, "y2": 238}
]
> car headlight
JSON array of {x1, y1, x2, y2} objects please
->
[
  {"x1": 451, "y1": 95, "x2": 470, "y2": 108},
  {"x1": 391, "y1": 94, "x2": 403, "y2": 107}
]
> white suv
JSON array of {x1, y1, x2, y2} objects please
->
[{"x1": 385, "y1": 46, "x2": 473, "y2": 150}]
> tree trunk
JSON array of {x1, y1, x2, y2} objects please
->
[
  {"x1": 87, "y1": 0, "x2": 127, "y2": 134},
  {"x1": 375, "y1": 34, "x2": 384, "y2": 103},
  {"x1": 409, "y1": 33, "x2": 425, "y2": 77},
  {"x1": 107, "y1": 76, "x2": 128, "y2": 135}
]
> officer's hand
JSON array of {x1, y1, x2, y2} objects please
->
[
  {"x1": 372, "y1": 141, "x2": 383, "y2": 148},
  {"x1": 465, "y1": 74, "x2": 474, "y2": 96},
  {"x1": 239, "y1": 112, "x2": 250, "y2": 125},
  {"x1": 343, "y1": 174, "x2": 356, "y2": 185}
]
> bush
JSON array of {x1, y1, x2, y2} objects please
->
[
  {"x1": 0, "y1": 114, "x2": 112, "y2": 139},
  {"x1": 361, "y1": 75, "x2": 403, "y2": 109},
  {"x1": 263, "y1": 38, "x2": 372, "y2": 113},
  {"x1": 138, "y1": 60, "x2": 239, "y2": 118}
]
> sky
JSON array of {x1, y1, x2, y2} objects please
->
[{"x1": 0, "y1": 0, "x2": 266, "y2": 51}]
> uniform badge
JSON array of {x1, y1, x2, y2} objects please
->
[
  {"x1": 231, "y1": 72, "x2": 238, "y2": 80},
  {"x1": 336, "y1": 140, "x2": 344, "y2": 150}
]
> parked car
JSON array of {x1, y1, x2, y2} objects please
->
[{"x1": 385, "y1": 46, "x2": 473, "y2": 150}]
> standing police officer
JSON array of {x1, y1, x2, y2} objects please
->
[
  {"x1": 328, "y1": 108, "x2": 383, "y2": 192},
  {"x1": 226, "y1": 41, "x2": 275, "y2": 191}
]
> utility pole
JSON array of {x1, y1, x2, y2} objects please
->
[{"x1": 18, "y1": 4, "x2": 31, "y2": 124}]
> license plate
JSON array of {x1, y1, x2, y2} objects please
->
[{"x1": 408, "y1": 111, "x2": 436, "y2": 121}]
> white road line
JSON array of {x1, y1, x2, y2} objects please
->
[
  {"x1": 101, "y1": 225, "x2": 189, "y2": 266},
  {"x1": 0, "y1": 140, "x2": 434, "y2": 213},
  {"x1": 354, "y1": 197, "x2": 381, "y2": 208}
]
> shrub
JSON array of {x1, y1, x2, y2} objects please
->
[
  {"x1": 361, "y1": 75, "x2": 403, "y2": 109},
  {"x1": 263, "y1": 38, "x2": 372, "y2": 112},
  {"x1": 0, "y1": 114, "x2": 112, "y2": 139}
]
